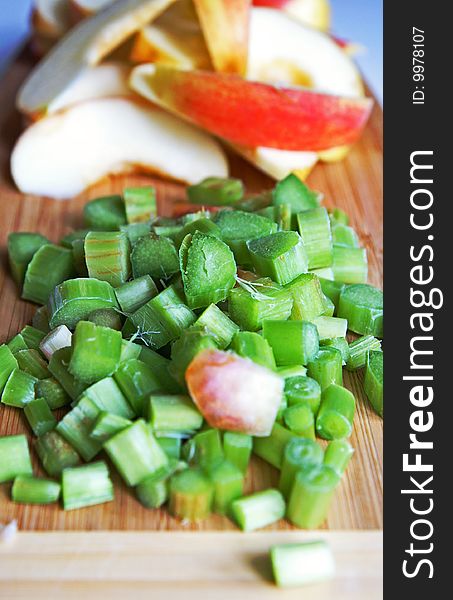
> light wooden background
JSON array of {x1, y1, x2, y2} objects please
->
[{"x1": 0, "y1": 52, "x2": 383, "y2": 532}]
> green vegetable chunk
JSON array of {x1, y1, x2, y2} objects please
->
[
  {"x1": 316, "y1": 384, "x2": 356, "y2": 440},
  {"x1": 179, "y1": 231, "x2": 236, "y2": 309},
  {"x1": 83, "y1": 195, "x2": 126, "y2": 230},
  {"x1": 231, "y1": 489, "x2": 285, "y2": 531},
  {"x1": 307, "y1": 347, "x2": 343, "y2": 390},
  {"x1": 230, "y1": 331, "x2": 276, "y2": 370},
  {"x1": 0, "y1": 434, "x2": 33, "y2": 483},
  {"x1": 247, "y1": 231, "x2": 308, "y2": 285},
  {"x1": 338, "y1": 284, "x2": 383, "y2": 337},
  {"x1": 187, "y1": 176, "x2": 244, "y2": 206},
  {"x1": 364, "y1": 350, "x2": 383, "y2": 417},
  {"x1": 223, "y1": 432, "x2": 252, "y2": 474},
  {"x1": 279, "y1": 437, "x2": 324, "y2": 498},
  {"x1": 284, "y1": 376, "x2": 321, "y2": 415},
  {"x1": 1, "y1": 369, "x2": 37, "y2": 408},
  {"x1": 0, "y1": 344, "x2": 18, "y2": 393},
  {"x1": 12, "y1": 475, "x2": 61, "y2": 505},
  {"x1": 62, "y1": 461, "x2": 114, "y2": 510},
  {"x1": 346, "y1": 335, "x2": 381, "y2": 371},
  {"x1": 24, "y1": 397, "x2": 57, "y2": 436},
  {"x1": 85, "y1": 231, "x2": 131, "y2": 287},
  {"x1": 131, "y1": 233, "x2": 179, "y2": 279},
  {"x1": 35, "y1": 430, "x2": 81, "y2": 477},
  {"x1": 8, "y1": 232, "x2": 49, "y2": 285},
  {"x1": 262, "y1": 320, "x2": 319, "y2": 366},
  {"x1": 296, "y1": 207, "x2": 333, "y2": 269},
  {"x1": 207, "y1": 460, "x2": 244, "y2": 515},
  {"x1": 273, "y1": 174, "x2": 319, "y2": 213},
  {"x1": 285, "y1": 273, "x2": 327, "y2": 321},
  {"x1": 169, "y1": 467, "x2": 214, "y2": 521},
  {"x1": 124, "y1": 186, "x2": 156, "y2": 223},
  {"x1": 271, "y1": 541, "x2": 335, "y2": 587},
  {"x1": 23, "y1": 244, "x2": 75, "y2": 305}
]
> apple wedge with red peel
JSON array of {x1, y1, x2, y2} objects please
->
[
  {"x1": 186, "y1": 349, "x2": 283, "y2": 437},
  {"x1": 253, "y1": 0, "x2": 330, "y2": 31},
  {"x1": 193, "y1": 0, "x2": 251, "y2": 75},
  {"x1": 11, "y1": 97, "x2": 228, "y2": 199},
  {"x1": 18, "y1": 0, "x2": 177, "y2": 116},
  {"x1": 130, "y1": 64, "x2": 372, "y2": 152}
]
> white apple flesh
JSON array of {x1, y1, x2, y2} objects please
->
[{"x1": 11, "y1": 97, "x2": 228, "y2": 199}]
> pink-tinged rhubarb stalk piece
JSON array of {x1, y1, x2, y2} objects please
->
[
  {"x1": 131, "y1": 65, "x2": 373, "y2": 152},
  {"x1": 193, "y1": 0, "x2": 251, "y2": 75},
  {"x1": 186, "y1": 349, "x2": 283, "y2": 437}
]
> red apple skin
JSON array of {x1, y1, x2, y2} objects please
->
[
  {"x1": 186, "y1": 349, "x2": 283, "y2": 437},
  {"x1": 253, "y1": 0, "x2": 289, "y2": 7},
  {"x1": 145, "y1": 66, "x2": 373, "y2": 152}
]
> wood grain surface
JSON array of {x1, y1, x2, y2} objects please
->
[
  {"x1": 0, "y1": 530, "x2": 383, "y2": 600},
  {"x1": 0, "y1": 52, "x2": 383, "y2": 531}
]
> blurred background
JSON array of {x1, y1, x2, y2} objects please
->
[{"x1": 0, "y1": 0, "x2": 382, "y2": 102}]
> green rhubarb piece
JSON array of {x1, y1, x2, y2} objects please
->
[
  {"x1": 279, "y1": 437, "x2": 324, "y2": 498},
  {"x1": 71, "y1": 238, "x2": 88, "y2": 276},
  {"x1": 223, "y1": 432, "x2": 252, "y2": 474},
  {"x1": 15, "y1": 349, "x2": 49, "y2": 379},
  {"x1": 187, "y1": 176, "x2": 244, "y2": 206},
  {"x1": 194, "y1": 304, "x2": 239, "y2": 349},
  {"x1": 316, "y1": 384, "x2": 356, "y2": 440},
  {"x1": 346, "y1": 335, "x2": 382, "y2": 371},
  {"x1": 35, "y1": 377, "x2": 70, "y2": 409},
  {"x1": 312, "y1": 316, "x2": 347, "y2": 340},
  {"x1": 0, "y1": 434, "x2": 33, "y2": 483},
  {"x1": 69, "y1": 321, "x2": 122, "y2": 384},
  {"x1": 83, "y1": 376, "x2": 135, "y2": 418},
  {"x1": 253, "y1": 423, "x2": 296, "y2": 469},
  {"x1": 364, "y1": 350, "x2": 383, "y2": 417},
  {"x1": 262, "y1": 320, "x2": 319, "y2": 366},
  {"x1": 119, "y1": 340, "x2": 142, "y2": 363},
  {"x1": 273, "y1": 174, "x2": 319, "y2": 213},
  {"x1": 90, "y1": 411, "x2": 132, "y2": 443},
  {"x1": 62, "y1": 461, "x2": 114, "y2": 510},
  {"x1": 338, "y1": 284, "x2": 383, "y2": 337},
  {"x1": 104, "y1": 419, "x2": 169, "y2": 486},
  {"x1": 174, "y1": 218, "x2": 221, "y2": 250},
  {"x1": 1, "y1": 369, "x2": 37, "y2": 408},
  {"x1": 296, "y1": 207, "x2": 333, "y2": 269},
  {"x1": 283, "y1": 404, "x2": 315, "y2": 439},
  {"x1": 287, "y1": 464, "x2": 340, "y2": 528},
  {"x1": 32, "y1": 305, "x2": 50, "y2": 332},
  {"x1": 277, "y1": 365, "x2": 307, "y2": 379},
  {"x1": 85, "y1": 231, "x2": 131, "y2": 287},
  {"x1": 60, "y1": 229, "x2": 90, "y2": 248},
  {"x1": 157, "y1": 436, "x2": 182, "y2": 460},
  {"x1": 330, "y1": 207, "x2": 349, "y2": 225},
  {"x1": 179, "y1": 231, "x2": 236, "y2": 309},
  {"x1": 320, "y1": 337, "x2": 350, "y2": 365},
  {"x1": 20, "y1": 326, "x2": 46, "y2": 351},
  {"x1": 12, "y1": 475, "x2": 61, "y2": 504},
  {"x1": 124, "y1": 186, "x2": 156, "y2": 223},
  {"x1": 48, "y1": 278, "x2": 119, "y2": 329},
  {"x1": 324, "y1": 439, "x2": 354, "y2": 475},
  {"x1": 247, "y1": 231, "x2": 308, "y2": 285},
  {"x1": 231, "y1": 489, "x2": 285, "y2": 531},
  {"x1": 128, "y1": 285, "x2": 196, "y2": 349},
  {"x1": 332, "y1": 223, "x2": 359, "y2": 247},
  {"x1": 83, "y1": 195, "x2": 126, "y2": 230},
  {"x1": 131, "y1": 233, "x2": 179, "y2": 280},
  {"x1": 114, "y1": 358, "x2": 163, "y2": 416},
  {"x1": 284, "y1": 376, "x2": 321, "y2": 415},
  {"x1": 285, "y1": 273, "x2": 327, "y2": 321},
  {"x1": 7, "y1": 232, "x2": 49, "y2": 285},
  {"x1": 139, "y1": 346, "x2": 182, "y2": 393},
  {"x1": 24, "y1": 397, "x2": 57, "y2": 436},
  {"x1": 56, "y1": 397, "x2": 103, "y2": 461},
  {"x1": 48, "y1": 347, "x2": 89, "y2": 400},
  {"x1": 136, "y1": 465, "x2": 173, "y2": 509},
  {"x1": 307, "y1": 348, "x2": 343, "y2": 390},
  {"x1": 35, "y1": 430, "x2": 81, "y2": 477},
  {"x1": 207, "y1": 460, "x2": 244, "y2": 515},
  {"x1": 271, "y1": 541, "x2": 336, "y2": 587},
  {"x1": 0, "y1": 344, "x2": 18, "y2": 393},
  {"x1": 115, "y1": 275, "x2": 158, "y2": 313},
  {"x1": 87, "y1": 308, "x2": 122, "y2": 330},
  {"x1": 332, "y1": 244, "x2": 368, "y2": 284},
  {"x1": 169, "y1": 327, "x2": 218, "y2": 387},
  {"x1": 187, "y1": 429, "x2": 224, "y2": 469},
  {"x1": 169, "y1": 467, "x2": 214, "y2": 521},
  {"x1": 318, "y1": 277, "x2": 346, "y2": 313},
  {"x1": 228, "y1": 277, "x2": 293, "y2": 332},
  {"x1": 120, "y1": 222, "x2": 151, "y2": 245},
  {"x1": 147, "y1": 394, "x2": 203, "y2": 434},
  {"x1": 214, "y1": 209, "x2": 277, "y2": 264},
  {"x1": 22, "y1": 244, "x2": 75, "y2": 305},
  {"x1": 230, "y1": 331, "x2": 276, "y2": 370}
]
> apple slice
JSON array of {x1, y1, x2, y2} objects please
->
[
  {"x1": 186, "y1": 349, "x2": 283, "y2": 436},
  {"x1": 11, "y1": 97, "x2": 228, "y2": 199},
  {"x1": 252, "y1": 0, "x2": 330, "y2": 32},
  {"x1": 193, "y1": 0, "x2": 251, "y2": 75},
  {"x1": 24, "y1": 63, "x2": 131, "y2": 119},
  {"x1": 18, "y1": 0, "x2": 177, "y2": 116},
  {"x1": 130, "y1": 64, "x2": 372, "y2": 152},
  {"x1": 130, "y1": 0, "x2": 211, "y2": 69},
  {"x1": 248, "y1": 8, "x2": 363, "y2": 96},
  {"x1": 232, "y1": 145, "x2": 318, "y2": 180}
]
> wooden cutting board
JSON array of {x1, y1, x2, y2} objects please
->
[{"x1": 0, "y1": 51, "x2": 383, "y2": 532}]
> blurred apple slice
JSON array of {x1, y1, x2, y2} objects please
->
[
  {"x1": 11, "y1": 97, "x2": 228, "y2": 199},
  {"x1": 252, "y1": 0, "x2": 330, "y2": 31},
  {"x1": 130, "y1": 0, "x2": 211, "y2": 69},
  {"x1": 18, "y1": 0, "x2": 177, "y2": 116},
  {"x1": 233, "y1": 145, "x2": 318, "y2": 180},
  {"x1": 130, "y1": 64, "x2": 372, "y2": 151},
  {"x1": 193, "y1": 0, "x2": 250, "y2": 75}
]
